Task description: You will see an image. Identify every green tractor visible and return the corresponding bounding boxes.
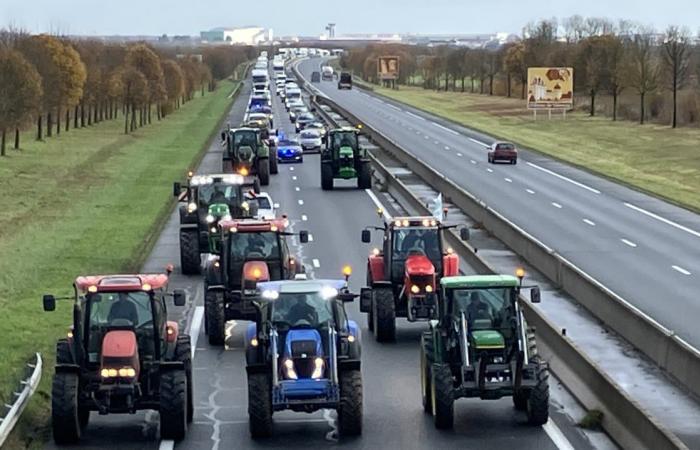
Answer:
[420,273,549,429]
[221,127,274,185]
[320,127,371,190]
[173,173,259,275]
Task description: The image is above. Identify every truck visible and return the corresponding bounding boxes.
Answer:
[321,65,334,81]
[338,72,352,90]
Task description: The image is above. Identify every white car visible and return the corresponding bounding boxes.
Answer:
[299,129,322,153]
[254,193,277,220]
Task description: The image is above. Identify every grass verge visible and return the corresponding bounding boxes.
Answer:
[367,84,700,212]
[0,80,238,448]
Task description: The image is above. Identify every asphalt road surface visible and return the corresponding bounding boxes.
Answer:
[44,77,609,450]
[298,59,700,350]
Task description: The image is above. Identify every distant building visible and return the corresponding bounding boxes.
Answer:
[200,27,271,45]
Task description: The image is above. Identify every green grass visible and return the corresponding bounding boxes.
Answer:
[369,84,700,212]
[0,80,237,448]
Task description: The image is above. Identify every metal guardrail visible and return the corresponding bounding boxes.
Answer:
[0,353,42,448]
[295,63,688,449]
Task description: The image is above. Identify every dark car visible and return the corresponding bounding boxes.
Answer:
[488,141,518,164]
[311,71,321,82]
[277,138,304,163]
[295,113,316,133]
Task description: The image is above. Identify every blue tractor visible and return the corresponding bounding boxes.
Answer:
[244,273,362,438]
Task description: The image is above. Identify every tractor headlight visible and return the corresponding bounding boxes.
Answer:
[311,357,325,379]
[283,358,297,380]
[242,201,250,211]
[425,285,434,293]
[410,284,420,294]
[206,214,216,223]
[187,202,197,213]
[210,227,217,233]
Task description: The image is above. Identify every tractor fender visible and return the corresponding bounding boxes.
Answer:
[443,253,459,277]
[245,323,257,347]
[178,206,198,225]
[367,255,385,283]
[55,363,81,374]
[246,363,270,375]
[371,280,392,289]
[338,359,361,371]
[203,259,223,286]
[159,360,185,372]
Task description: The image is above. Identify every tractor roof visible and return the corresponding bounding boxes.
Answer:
[189,174,246,186]
[75,274,169,293]
[331,127,359,133]
[389,216,440,228]
[230,127,258,133]
[440,275,519,289]
[258,279,347,295]
[219,217,289,233]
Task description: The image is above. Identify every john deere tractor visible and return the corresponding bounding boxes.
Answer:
[43,271,191,444]
[174,173,259,275]
[420,273,549,429]
[222,127,273,185]
[320,127,371,190]
[202,217,309,345]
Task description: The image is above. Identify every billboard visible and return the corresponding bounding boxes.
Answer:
[377,56,400,80]
[527,67,574,110]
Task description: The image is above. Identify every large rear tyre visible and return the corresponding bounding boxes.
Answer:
[205,290,226,346]
[51,372,81,444]
[367,306,374,332]
[179,229,201,275]
[338,370,363,436]
[258,159,270,186]
[420,333,434,414]
[253,178,261,194]
[431,363,454,429]
[160,369,188,441]
[269,154,279,175]
[372,288,395,342]
[248,373,273,438]
[175,334,194,423]
[526,356,549,425]
[358,162,371,189]
[321,163,334,190]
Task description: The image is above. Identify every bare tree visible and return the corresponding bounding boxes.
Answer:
[662,26,691,128]
[627,30,659,124]
[603,35,627,121]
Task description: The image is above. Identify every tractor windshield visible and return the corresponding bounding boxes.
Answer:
[198,183,240,206]
[391,227,442,268]
[450,288,516,330]
[270,292,335,328]
[331,132,358,150]
[233,131,258,148]
[229,231,280,261]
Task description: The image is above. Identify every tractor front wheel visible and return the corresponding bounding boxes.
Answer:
[175,334,194,423]
[372,288,395,342]
[358,162,371,189]
[420,333,434,414]
[248,373,273,438]
[52,372,82,444]
[179,229,201,275]
[321,163,334,190]
[431,363,454,429]
[160,369,188,440]
[338,369,363,436]
[258,159,270,186]
[270,154,279,174]
[205,290,226,346]
[526,356,549,425]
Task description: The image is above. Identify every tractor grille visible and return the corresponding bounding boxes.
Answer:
[291,340,317,358]
[410,275,433,287]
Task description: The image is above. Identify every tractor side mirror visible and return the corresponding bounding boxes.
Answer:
[173,182,181,197]
[275,129,279,136]
[299,230,309,243]
[43,294,56,312]
[361,229,371,243]
[459,227,470,241]
[337,291,358,302]
[221,131,226,141]
[530,287,541,304]
[173,289,187,307]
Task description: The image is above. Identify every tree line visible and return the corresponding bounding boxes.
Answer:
[0,29,254,155]
[341,17,700,128]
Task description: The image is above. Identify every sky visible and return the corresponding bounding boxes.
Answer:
[2,0,698,36]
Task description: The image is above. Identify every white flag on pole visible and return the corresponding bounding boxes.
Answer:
[431,193,443,220]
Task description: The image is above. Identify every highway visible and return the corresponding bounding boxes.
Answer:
[44,77,608,449]
[297,58,700,349]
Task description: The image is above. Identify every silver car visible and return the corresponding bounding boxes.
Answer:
[299,129,322,153]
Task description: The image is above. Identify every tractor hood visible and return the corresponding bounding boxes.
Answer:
[101,330,140,376]
[405,254,435,277]
[339,146,354,158]
[236,145,255,161]
[470,330,505,349]
[208,203,231,218]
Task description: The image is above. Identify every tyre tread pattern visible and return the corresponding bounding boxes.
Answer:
[248,373,273,438]
[338,370,363,436]
[160,369,188,440]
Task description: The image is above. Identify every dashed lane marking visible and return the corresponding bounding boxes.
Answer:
[432,122,460,136]
[486,168,493,173]
[672,265,691,275]
[621,239,637,248]
[312,259,321,268]
[583,219,596,226]
[505,178,513,183]
[301,214,308,221]
[526,189,536,194]
[552,202,563,209]
[298,199,304,205]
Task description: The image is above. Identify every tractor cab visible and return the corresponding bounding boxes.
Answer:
[243,275,363,437]
[320,127,371,190]
[221,128,273,185]
[174,173,260,275]
[42,272,191,443]
[202,217,309,345]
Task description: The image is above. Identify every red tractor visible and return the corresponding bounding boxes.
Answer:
[43,270,192,443]
[360,215,468,342]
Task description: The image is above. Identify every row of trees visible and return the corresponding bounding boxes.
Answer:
[341,17,700,128]
[0,30,254,155]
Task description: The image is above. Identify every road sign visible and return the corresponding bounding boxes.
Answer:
[378,56,400,81]
[527,67,574,110]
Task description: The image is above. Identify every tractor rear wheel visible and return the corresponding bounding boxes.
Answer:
[431,363,454,429]
[248,373,273,438]
[367,305,374,332]
[420,333,434,413]
[160,369,188,440]
[358,162,371,189]
[205,290,226,346]
[175,335,194,423]
[338,369,363,436]
[526,356,549,425]
[321,163,334,190]
[372,288,395,342]
[52,372,82,444]
[270,153,279,174]
[258,159,270,186]
[179,229,201,275]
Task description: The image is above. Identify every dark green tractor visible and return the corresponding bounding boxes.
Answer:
[221,128,273,186]
[420,274,549,429]
[320,127,371,190]
[173,173,259,275]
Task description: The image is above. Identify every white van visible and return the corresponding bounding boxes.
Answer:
[251,69,270,89]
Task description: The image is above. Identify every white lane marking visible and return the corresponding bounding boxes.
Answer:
[469,159,476,164]
[292,175,298,181]
[415,131,421,135]
[301,214,308,221]
[434,141,439,145]
[486,168,493,173]
[583,219,596,226]
[365,189,392,220]
[159,440,174,450]
[189,306,204,358]
[432,122,460,136]
[424,135,430,140]
[624,202,700,239]
[375,98,385,104]
[526,189,536,194]
[308,233,314,242]
[444,146,450,150]
[526,162,601,194]
[295,187,300,192]
[289,166,295,171]
[387,103,402,111]
[621,239,637,248]
[468,137,489,147]
[312,259,321,268]
[323,408,339,442]
[505,178,513,183]
[542,420,576,450]
[552,202,563,209]
[298,199,304,205]
[456,153,463,157]
[406,111,426,121]
[672,265,691,275]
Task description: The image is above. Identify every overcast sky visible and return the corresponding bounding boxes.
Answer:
[2,0,698,36]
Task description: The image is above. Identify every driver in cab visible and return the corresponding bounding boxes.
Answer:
[108,293,139,325]
[287,294,318,325]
